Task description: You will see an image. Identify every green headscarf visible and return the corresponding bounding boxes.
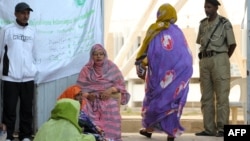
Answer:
[34,98,95,141]
[51,98,82,132]
[136,3,177,66]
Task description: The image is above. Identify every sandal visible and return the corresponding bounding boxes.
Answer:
[167,136,175,141]
[139,128,152,138]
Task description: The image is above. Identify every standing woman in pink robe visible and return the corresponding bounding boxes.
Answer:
[77,44,130,141]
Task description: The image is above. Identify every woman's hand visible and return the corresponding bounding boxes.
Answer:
[100,87,115,100]
[85,93,96,102]
[96,126,104,135]
[136,64,146,80]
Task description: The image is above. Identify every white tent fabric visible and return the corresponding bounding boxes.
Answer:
[0,0,103,84]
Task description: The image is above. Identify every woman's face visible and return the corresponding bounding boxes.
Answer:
[92,50,105,63]
[74,91,83,104]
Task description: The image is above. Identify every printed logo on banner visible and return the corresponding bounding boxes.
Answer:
[224,125,249,140]
[75,0,86,6]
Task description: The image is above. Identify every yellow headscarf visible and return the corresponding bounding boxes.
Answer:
[136,3,177,66]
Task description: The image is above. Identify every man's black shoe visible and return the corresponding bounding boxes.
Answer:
[195,131,215,136]
[139,129,152,138]
[216,131,224,137]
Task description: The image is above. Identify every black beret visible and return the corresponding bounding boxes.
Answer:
[205,0,221,6]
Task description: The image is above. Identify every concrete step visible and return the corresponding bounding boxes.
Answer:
[121,106,245,133]
[121,115,244,133]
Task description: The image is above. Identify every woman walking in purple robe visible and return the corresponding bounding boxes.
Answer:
[135,3,193,141]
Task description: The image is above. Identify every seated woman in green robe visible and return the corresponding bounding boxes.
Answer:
[33,99,95,141]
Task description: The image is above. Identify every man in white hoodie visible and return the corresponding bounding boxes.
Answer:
[0,2,37,141]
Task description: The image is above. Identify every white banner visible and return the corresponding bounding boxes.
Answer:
[0,0,103,84]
